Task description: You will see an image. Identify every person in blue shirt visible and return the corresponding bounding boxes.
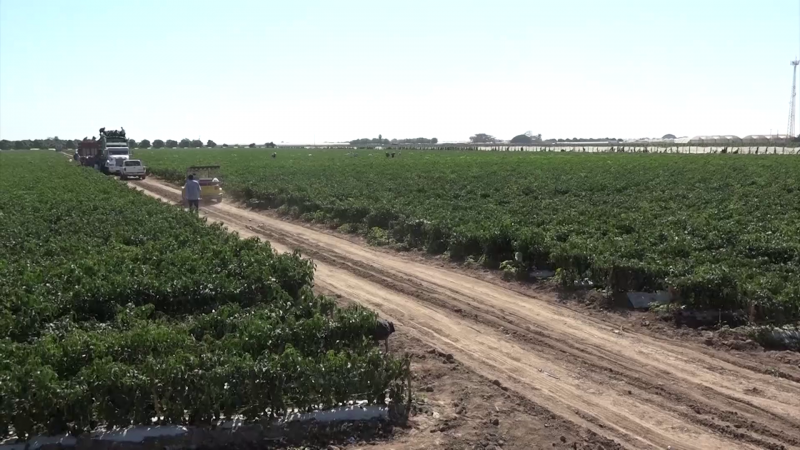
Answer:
[184,174,201,213]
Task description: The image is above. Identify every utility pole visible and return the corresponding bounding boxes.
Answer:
[788,60,799,139]
[789,0,800,141]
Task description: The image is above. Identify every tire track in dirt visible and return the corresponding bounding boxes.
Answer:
[130,179,800,450]
[237,211,800,450]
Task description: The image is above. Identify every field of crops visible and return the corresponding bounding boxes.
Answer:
[138,148,800,323]
[0,151,408,440]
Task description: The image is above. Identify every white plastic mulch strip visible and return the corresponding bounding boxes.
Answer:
[0,400,388,449]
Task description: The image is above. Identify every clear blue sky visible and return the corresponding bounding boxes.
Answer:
[1,0,798,144]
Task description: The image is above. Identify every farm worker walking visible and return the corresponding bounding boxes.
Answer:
[184,174,201,214]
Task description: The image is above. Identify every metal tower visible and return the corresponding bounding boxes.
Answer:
[789,59,800,139]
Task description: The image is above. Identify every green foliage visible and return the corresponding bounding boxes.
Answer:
[153,139,165,149]
[0,152,409,439]
[499,260,526,281]
[138,139,151,149]
[366,227,390,246]
[137,149,800,323]
[338,223,360,234]
[469,133,496,143]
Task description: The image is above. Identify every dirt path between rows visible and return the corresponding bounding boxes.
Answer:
[130,178,800,450]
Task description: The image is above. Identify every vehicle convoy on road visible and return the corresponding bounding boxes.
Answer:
[181,165,224,204]
[119,159,147,180]
[76,127,131,174]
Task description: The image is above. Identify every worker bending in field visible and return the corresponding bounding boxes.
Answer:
[184,174,201,214]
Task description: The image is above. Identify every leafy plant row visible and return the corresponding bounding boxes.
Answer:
[140,148,800,323]
[0,152,408,440]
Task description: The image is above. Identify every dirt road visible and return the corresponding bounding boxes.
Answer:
[131,178,800,450]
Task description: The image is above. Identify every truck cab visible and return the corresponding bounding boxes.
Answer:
[97,128,130,174]
[105,147,131,174]
[119,159,147,180]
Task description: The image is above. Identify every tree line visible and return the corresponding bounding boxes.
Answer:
[349,135,438,146]
[0,138,276,150]
[555,137,622,143]
[470,133,622,144]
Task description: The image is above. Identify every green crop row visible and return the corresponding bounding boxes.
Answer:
[0,152,408,440]
[139,148,800,323]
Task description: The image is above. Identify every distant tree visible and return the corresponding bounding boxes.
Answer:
[350,137,439,145]
[469,133,497,144]
[515,132,542,142]
[127,139,136,148]
[14,140,30,150]
[179,138,192,148]
[510,134,534,144]
[662,134,677,139]
[31,140,46,149]
[222,143,229,148]
[249,143,256,148]
[206,140,217,148]
[138,139,151,148]
[166,139,178,148]
[65,140,76,149]
[265,142,276,148]
[0,140,12,150]
[153,139,165,149]
[191,139,203,147]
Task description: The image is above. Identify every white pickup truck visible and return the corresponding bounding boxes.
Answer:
[119,159,147,180]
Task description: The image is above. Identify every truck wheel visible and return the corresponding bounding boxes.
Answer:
[141,175,147,180]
